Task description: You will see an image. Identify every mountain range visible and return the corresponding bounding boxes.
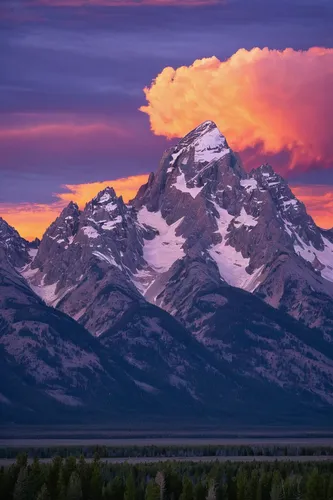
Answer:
[1,120,333,425]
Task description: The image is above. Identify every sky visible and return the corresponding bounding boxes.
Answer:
[1,0,333,239]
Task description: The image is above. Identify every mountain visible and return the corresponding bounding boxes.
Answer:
[0,217,31,268]
[4,120,333,424]
[0,215,249,423]
[133,121,333,337]
[0,245,159,423]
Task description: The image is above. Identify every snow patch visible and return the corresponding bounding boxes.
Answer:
[172,171,203,199]
[92,250,120,268]
[134,380,159,393]
[82,226,99,239]
[105,202,117,213]
[29,281,59,305]
[234,208,258,228]
[46,390,83,407]
[99,193,111,203]
[240,178,258,193]
[295,236,333,283]
[170,149,183,166]
[193,127,229,163]
[102,217,122,230]
[138,207,185,273]
[208,203,259,290]
[132,268,154,294]
[28,248,38,258]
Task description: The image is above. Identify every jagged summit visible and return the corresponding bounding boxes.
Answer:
[59,200,80,218]
[4,120,333,424]
[169,120,230,168]
[92,186,118,204]
[0,217,30,267]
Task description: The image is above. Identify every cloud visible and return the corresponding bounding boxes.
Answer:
[30,0,220,6]
[1,174,148,240]
[0,121,128,141]
[57,175,149,206]
[2,174,333,239]
[0,118,135,171]
[291,184,333,230]
[140,47,333,171]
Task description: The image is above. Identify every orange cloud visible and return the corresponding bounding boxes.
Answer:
[2,176,332,240]
[140,48,333,170]
[291,185,333,230]
[58,175,149,207]
[0,174,148,240]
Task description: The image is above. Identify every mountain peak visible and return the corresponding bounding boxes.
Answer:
[183,120,228,148]
[256,163,277,177]
[251,163,285,188]
[0,217,30,267]
[193,120,218,132]
[93,186,117,203]
[60,201,80,219]
[168,121,230,169]
[87,187,126,215]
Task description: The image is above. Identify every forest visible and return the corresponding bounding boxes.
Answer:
[1,453,333,500]
[1,444,333,459]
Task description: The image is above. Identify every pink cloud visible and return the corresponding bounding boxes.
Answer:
[141,47,333,173]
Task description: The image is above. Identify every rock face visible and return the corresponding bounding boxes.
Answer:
[4,120,333,424]
[24,189,151,335]
[0,248,149,423]
[0,217,30,268]
[132,121,333,337]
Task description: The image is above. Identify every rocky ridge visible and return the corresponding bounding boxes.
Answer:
[2,120,333,423]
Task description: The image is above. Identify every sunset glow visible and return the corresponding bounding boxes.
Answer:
[141,48,333,171]
[1,175,149,240]
[2,178,333,240]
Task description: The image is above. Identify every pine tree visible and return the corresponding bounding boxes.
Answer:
[48,457,63,500]
[305,468,325,500]
[67,471,82,500]
[270,471,283,500]
[155,472,165,500]
[13,467,29,500]
[206,480,216,500]
[194,482,206,500]
[37,484,51,500]
[103,482,113,500]
[124,473,136,500]
[63,457,77,486]
[29,457,45,498]
[327,475,333,500]
[16,454,28,469]
[270,482,283,500]
[180,477,193,500]
[236,468,247,500]
[57,468,67,500]
[145,480,160,500]
[90,464,103,500]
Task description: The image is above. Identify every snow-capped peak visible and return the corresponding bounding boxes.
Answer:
[93,186,118,205]
[169,121,230,167]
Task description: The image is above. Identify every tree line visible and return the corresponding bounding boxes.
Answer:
[1,444,333,459]
[1,453,333,500]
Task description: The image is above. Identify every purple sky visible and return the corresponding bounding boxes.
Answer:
[1,0,333,206]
